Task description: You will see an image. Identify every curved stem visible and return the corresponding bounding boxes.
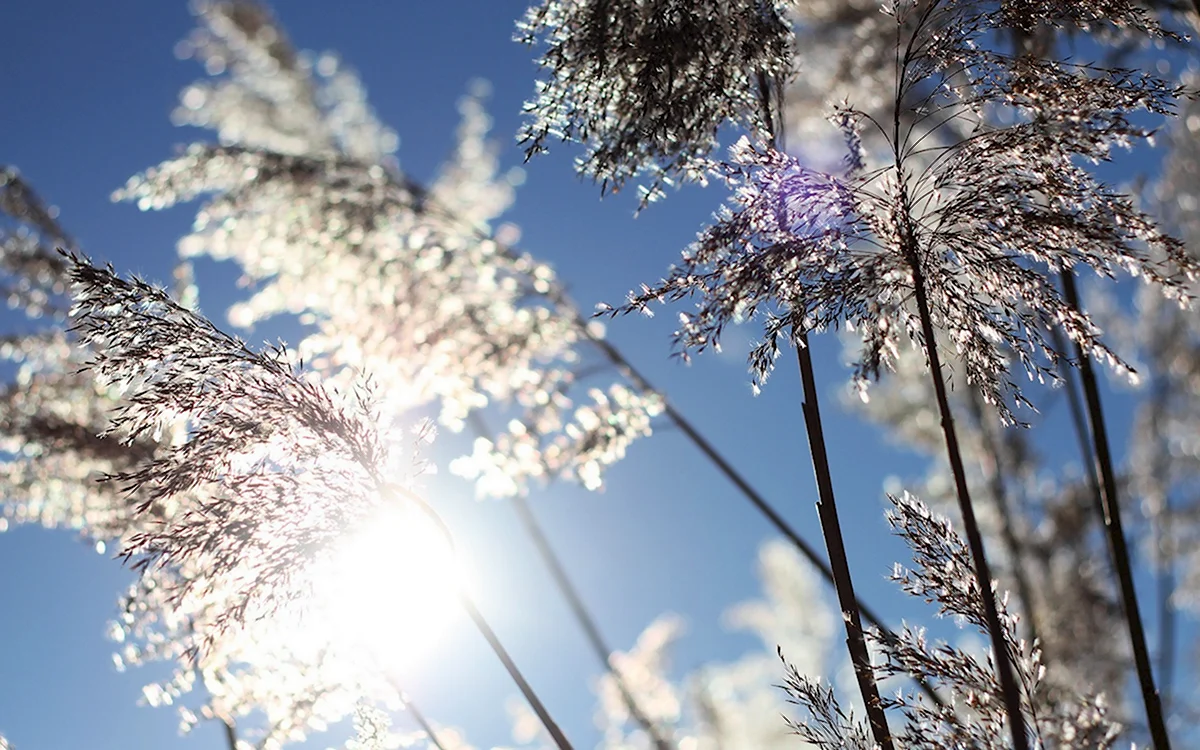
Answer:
[1060,272,1171,750]
[794,333,894,750]
[906,238,1030,750]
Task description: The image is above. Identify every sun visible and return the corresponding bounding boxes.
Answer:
[308,500,466,673]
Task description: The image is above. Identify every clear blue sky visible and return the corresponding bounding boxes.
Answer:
[0,2,1167,749]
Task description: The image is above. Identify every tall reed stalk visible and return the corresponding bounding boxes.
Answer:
[379,682,450,750]
[1050,326,1103,518]
[1156,514,1177,719]
[1060,272,1171,750]
[403,492,576,750]
[964,388,1041,647]
[888,4,1028,742]
[458,593,571,749]
[1145,377,1179,716]
[221,719,237,750]
[794,332,894,750]
[901,219,1030,750]
[403,697,448,750]
[752,74,894,748]
[509,493,673,750]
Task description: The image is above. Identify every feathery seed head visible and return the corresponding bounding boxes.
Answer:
[519,0,796,203]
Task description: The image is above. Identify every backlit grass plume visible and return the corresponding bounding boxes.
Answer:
[614,0,1194,420]
[65,253,576,750]
[619,78,1191,421]
[518,0,795,202]
[117,1,665,499]
[65,253,403,630]
[0,171,183,545]
[0,167,74,319]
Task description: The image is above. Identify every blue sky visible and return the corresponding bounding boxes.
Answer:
[0,2,1177,749]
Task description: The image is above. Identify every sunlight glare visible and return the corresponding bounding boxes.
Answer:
[310,501,464,672]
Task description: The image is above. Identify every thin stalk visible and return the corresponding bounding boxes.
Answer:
[1156,515,1177,719]
[794,332,894,750]
[403,695,449,750]
[400,490,575,750]
[380,677,450,750]
[904,233,1030,750]
[1060,272,1171,750]
[965,388,1042,647]
[588,336,848,581]
[380,675,449,750]
[465,412,673,748]
[510,494,673,750]
[189,635,239,750]
[1144,367,1178,719]
[1050,325,1104,520]
[889,4,1026,737]
[460,591,574,750]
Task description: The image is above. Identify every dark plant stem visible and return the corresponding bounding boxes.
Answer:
[188,637,239,750]
[465,412,673,748]
[904,235,1030,750]
[1050,325,1104,520]
[380,677,450,750]
[1156,515,1177,720]
[460,590,574,750]
[889,13,1024,731]
[400,490,575,750]
[1060,272,1171,750]
[965,388,1041,647]
[1145,371,1177,719]
[584,327,944,709]
[793,332,894,750]
[404,695,449,750]
[510,493,674,750]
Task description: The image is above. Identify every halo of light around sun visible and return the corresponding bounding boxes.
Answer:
[308,502,465,675]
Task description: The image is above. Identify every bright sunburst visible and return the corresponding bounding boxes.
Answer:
[309,501,465,673]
